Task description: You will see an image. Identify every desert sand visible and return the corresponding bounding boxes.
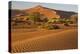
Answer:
[11,27,78,53]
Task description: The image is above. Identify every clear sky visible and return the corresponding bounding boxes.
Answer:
[11,1,78,12]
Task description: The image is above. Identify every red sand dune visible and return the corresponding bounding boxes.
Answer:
[11,28,78,53]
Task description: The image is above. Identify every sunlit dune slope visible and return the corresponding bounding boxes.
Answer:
[11,29,77,53]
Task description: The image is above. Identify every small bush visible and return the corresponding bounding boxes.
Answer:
[69,21,73,24]
[47,24,60,30]
[64,23,69,26]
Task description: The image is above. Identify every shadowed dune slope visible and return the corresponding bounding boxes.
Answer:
[11,29,78,53]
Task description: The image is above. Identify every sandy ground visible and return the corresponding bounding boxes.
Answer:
[11,28,78,53]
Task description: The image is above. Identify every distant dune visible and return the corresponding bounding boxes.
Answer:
[11,28,78,53]
[10,5,77,19]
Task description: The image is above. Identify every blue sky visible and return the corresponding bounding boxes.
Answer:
[11,1,78,12]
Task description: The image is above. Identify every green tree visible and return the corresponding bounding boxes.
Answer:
[28,12,41,24]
